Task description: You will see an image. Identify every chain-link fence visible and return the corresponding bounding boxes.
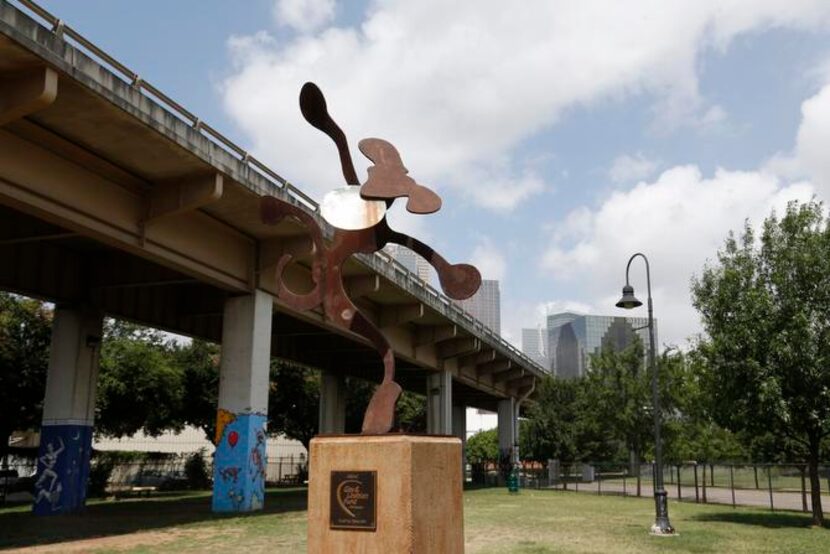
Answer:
[1,452,308,505]
[468,460,830,513]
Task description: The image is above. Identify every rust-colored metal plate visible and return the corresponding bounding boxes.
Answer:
[260,82,481,434]
[359,138,442,215]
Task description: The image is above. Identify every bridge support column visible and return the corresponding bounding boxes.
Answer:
[212,290,273,513]
[498,398,517,469]
[452,404,467,480]
[33,305,103,515]
[426,370,452,435]
[319,370,345,434]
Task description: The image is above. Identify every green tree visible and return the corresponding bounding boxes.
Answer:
[585,342,652,468]
[267,360,320,450]
[394,391,427,432]
[521,374,615,464]
[0,293,51,463]
[97,320,185,437]
[170,339,220,442]
[466,428,499,462]
[691,200,830,525]
[661,348,745,463]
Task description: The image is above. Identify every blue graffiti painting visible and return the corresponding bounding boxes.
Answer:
[250,429,266,483]
[212,413,267,512]
[34,436,64,509]
[33,424,93,515]
[219,466,241,483]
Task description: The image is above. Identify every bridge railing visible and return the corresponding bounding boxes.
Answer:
[8,0,547,377]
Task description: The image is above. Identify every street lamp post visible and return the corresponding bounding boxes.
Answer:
[616,253,675,535]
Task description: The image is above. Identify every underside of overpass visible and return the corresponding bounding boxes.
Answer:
[0,203,505,412]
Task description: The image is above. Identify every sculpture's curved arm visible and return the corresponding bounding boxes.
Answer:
[261,196,326,311]
[273,253,323,311]
[381,224,481,301]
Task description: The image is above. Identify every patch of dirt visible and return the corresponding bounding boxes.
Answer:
[4,527,237,554]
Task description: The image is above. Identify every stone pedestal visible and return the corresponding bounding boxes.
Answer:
[308,435,464,553]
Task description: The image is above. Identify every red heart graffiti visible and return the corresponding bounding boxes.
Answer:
[228,431,239,448]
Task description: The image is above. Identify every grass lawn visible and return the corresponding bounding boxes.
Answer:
[1,487,828,553]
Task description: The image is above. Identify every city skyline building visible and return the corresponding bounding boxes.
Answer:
[383,243,431,283]
[521,326,549,369]
[546,312,655,378]
[455,279,501,334]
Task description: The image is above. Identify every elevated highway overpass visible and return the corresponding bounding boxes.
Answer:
[0,0,546,513]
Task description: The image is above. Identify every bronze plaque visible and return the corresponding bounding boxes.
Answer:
[330,471,377,531]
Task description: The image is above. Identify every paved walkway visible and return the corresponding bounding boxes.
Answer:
[546,479,829,512]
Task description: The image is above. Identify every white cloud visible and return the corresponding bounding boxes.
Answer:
[470,238,506,281]
[273,0,335,33]
[542,165,815,346]
[608,153,659,184]
[222,0,830,211]
[792,84,830,199]
[535,300,593,320]
[765,81,830,201]
[456,166,546,212]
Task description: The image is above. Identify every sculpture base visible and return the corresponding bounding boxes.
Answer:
[308,434,464,553]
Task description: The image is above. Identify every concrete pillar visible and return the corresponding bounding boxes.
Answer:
[319,370,345,434]
[213,290,273,512]
[452,404,466,480]
[33,305,102,515]
[426,370,452,435]
[497,397,516,461]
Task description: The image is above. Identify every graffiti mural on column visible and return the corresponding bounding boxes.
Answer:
[33,425,93,515]
[212,409,268,512]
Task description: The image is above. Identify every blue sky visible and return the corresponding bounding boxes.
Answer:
[37,0,830,347]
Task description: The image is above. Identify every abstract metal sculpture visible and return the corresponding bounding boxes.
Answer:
[261,82,481,434]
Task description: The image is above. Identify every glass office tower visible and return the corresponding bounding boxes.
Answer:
[546,313,655,377]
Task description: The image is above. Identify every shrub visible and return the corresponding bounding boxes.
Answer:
[87,456,115,497]
[183,449,211,489]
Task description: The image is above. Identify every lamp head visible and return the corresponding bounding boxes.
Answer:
[615,284,642,309]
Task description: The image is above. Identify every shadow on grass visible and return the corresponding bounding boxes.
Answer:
[692,510,826,529]
[0,487,308,550]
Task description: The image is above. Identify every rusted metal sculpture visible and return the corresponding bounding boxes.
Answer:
[261,82,481,434]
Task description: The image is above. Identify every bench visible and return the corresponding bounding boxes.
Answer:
[109,485,158,499]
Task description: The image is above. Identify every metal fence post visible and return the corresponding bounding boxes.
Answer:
[754,465,759,489]
[637,464,643,498]
[597,468,601,496]
[710,463,715,487]
[702,463,708,503]
[767,466,774,512]
[694,462,700,503]
[676,465,682,501]
[729,464,736,508]
[623,470,627,497]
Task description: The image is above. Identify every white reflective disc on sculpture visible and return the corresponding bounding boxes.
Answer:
[321,185,386,230]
